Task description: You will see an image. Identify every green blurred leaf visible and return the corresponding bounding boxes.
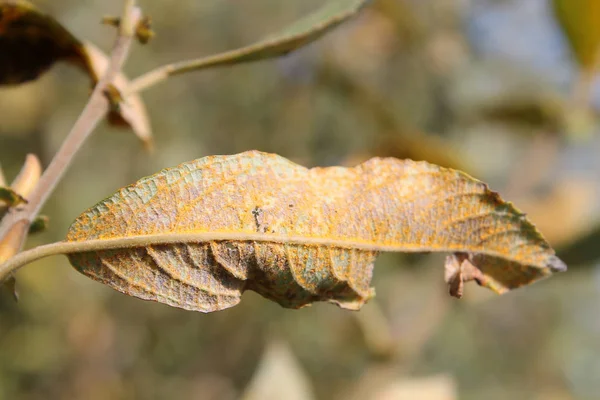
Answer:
[553,0,600,68]
[165,0,371,75]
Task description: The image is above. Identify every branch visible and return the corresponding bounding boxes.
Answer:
[0,2,141,255]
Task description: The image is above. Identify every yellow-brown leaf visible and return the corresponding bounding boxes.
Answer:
[66,151,565,312]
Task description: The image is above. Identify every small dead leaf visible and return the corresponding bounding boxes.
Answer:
[0,0,92,84]
[241,340,315,400]
[84,42,153,150]
[65,151,566,313]
[444,252,489,299]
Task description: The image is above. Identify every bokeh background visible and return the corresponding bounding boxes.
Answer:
[2,0,600,399]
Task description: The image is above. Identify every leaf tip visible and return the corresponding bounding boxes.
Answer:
[547,255,567,273]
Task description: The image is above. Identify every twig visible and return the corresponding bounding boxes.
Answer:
[0,2,141,253]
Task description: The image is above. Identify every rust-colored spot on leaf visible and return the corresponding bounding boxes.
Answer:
[66,151,566,312]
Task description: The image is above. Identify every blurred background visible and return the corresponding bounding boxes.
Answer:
[2,0,600,398]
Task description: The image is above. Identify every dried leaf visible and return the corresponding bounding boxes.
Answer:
[553,0,600,68]
[66,151,566,312]
[165,0,370,74]
[241,340,315,400]
[84,42,153,150]
[444,252,487,299]
[0,0,92,85]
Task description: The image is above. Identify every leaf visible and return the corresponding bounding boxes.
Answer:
[164,0,370,75]
[553,0,600,68]
[65,151,566,313]
[83,42,153,150]
[241,339,315,400]
[0,0,92,85]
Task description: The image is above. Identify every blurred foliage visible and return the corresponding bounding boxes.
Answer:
[552,0,600,69]
[1,0,600,399]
